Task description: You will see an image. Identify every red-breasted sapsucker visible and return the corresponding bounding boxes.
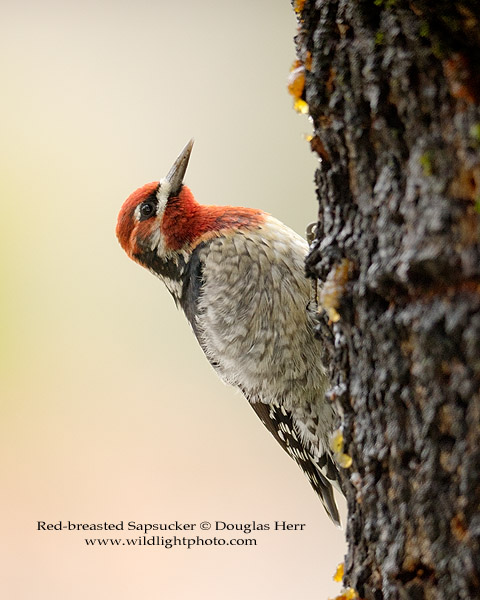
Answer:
[116,141,342,525]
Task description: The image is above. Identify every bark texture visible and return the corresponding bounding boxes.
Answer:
[292,2,480,599]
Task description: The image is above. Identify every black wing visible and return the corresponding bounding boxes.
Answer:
[179,243,205,336]
[250,400,341,526]
[179,246,341,524]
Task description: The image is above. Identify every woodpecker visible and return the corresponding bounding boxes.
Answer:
[116,140,342,525]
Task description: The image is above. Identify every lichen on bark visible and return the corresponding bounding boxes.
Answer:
[292,1,480,598]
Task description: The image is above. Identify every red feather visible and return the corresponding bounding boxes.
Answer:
[116,181,159,255]
[162,186,265,250]
[116,183,266,257]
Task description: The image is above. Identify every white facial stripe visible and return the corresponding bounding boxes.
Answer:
[133,185,163,223]
[156,179,172,219]
[148,228,162,252]
[133,204,142,221]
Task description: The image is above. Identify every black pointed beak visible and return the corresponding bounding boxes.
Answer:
[165,139,194,196]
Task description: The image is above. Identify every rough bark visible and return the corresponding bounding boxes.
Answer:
[292,2,480,599]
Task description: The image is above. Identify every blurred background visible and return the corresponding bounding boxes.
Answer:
[0,0,346,597]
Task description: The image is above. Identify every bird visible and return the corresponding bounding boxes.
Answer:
[116,140,342,525]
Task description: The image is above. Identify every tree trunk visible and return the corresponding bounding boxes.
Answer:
[291,1,480,598]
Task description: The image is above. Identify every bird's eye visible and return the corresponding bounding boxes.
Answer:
[139,201,156,220]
